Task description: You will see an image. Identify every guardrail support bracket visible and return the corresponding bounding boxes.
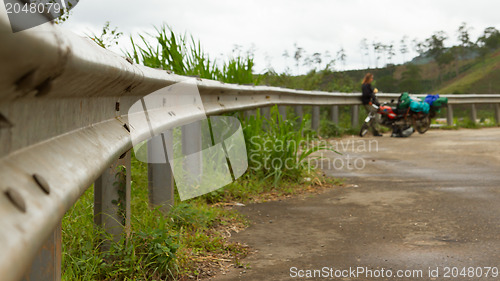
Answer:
[494,104,500,125]
[312,106,320,132]
[447,104,454,126]
[94,152,131,248]
[470,104,477,123]
[148,134,175,213]
[294,106,303,125]
[330,106,339,124]
[351,105,359,128]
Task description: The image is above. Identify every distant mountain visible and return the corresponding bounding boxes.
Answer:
[258,48,500,95]
[435,49,500,94]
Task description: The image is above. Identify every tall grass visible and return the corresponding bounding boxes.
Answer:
[241,106,331,185]
[125,25,256,84]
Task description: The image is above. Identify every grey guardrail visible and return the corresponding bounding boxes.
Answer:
[1,7,500,281]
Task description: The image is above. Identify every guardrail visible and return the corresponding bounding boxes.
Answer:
[1,10,500,281]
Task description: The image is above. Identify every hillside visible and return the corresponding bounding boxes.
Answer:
[434,50,500,94]
[259,48,500,96]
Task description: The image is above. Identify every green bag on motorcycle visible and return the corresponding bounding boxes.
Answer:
[432,97,448,107]
[398,92,411,109]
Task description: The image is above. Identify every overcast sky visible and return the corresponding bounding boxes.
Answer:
[63,0,500,74]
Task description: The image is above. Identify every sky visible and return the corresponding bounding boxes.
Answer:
[63,0,500,74]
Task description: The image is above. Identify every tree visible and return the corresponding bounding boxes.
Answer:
[424,31,450,83]
[293,43,305,74]
[412,38,426,56]
[322,50,335,71]
[386,43,396,65]
[359,38,370,68]
[457,22,473,49]
[323,50,336,71]
[312,52,322,70]
[372,41,384,68]
[477,27,500,51]
[303,55,313,71]
[336,48,346,70]
[425,31,448,59]
[435,49,454,74]
[282,50,291,73]
[399,64,422,93]
[399,36,409,63]
[456,22,474,62]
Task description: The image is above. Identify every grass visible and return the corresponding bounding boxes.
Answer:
[125,25,256,85]
[62,154,250,280]
[438,117,498,130]
[62,104,341,280]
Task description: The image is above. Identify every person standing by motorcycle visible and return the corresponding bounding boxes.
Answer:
[361,73,382,136]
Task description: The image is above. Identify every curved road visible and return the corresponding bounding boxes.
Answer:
[214,128,500,281]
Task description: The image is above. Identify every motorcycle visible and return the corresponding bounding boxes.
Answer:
[359,100,431,137]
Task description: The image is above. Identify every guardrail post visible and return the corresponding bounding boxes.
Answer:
[312,106,320,132]
[351,105,359,128]
[278,105,287,120]
[261,106,271,120]
[495,104,500,124]
[182,121,202,187]
[470,104,477,124]
[244,109,256,120]
[330,106,339,124]
[94,151,131,247]
[22,224,61,281]
[148,133,175,213]
[294,106,303,124]
[294,105,304,124]
[447,104,454,126]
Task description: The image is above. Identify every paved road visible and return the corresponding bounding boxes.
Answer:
[214,128,500,281]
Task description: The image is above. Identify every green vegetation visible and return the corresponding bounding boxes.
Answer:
[64,25,342,280]
[62,156,249,281]
[67,19,500,280]
[62,108,338,280]
[259,23,500,97]
[434,50,500,94]
[87,22,123,49]
[125,25,256,84]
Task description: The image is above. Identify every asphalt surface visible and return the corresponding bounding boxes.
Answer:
[213,128,500,281]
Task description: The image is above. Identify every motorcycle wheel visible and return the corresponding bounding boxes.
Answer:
[414,115,430,134]
[359,123,369,137]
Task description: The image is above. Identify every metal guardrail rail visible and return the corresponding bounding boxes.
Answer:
[1,8,500,281]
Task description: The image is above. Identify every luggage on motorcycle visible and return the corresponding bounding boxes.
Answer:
[391,126,414,138]
[430,97,448,113]
[432,97,448,107]
[397,92,411,109]
[409,99,430,114]
[401,126,414,137]
[424,94,439,105]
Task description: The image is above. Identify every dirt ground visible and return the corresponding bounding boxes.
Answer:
[212,128,500,281]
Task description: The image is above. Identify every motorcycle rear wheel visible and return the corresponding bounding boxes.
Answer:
[414,115,430,134]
